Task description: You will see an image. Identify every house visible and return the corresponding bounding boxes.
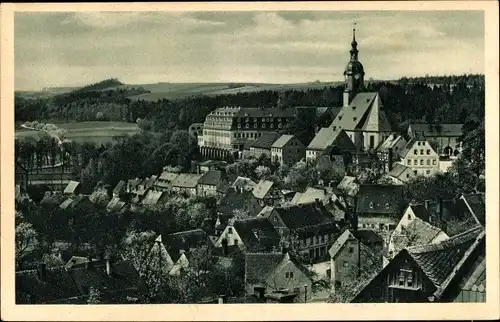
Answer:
[170,173,203,196]
[270,134,305,166]
[407,123,463,156]
[252,179,283,207]
[399,139,440,177]
[315,145,350,175]
[59,194,92,210]
[329,229,384,292]
[141,190,166,206]
[112,180,126,198]
[336,175,360,198]
[164,229,214,275]
[197,159,228,174]
[216,187,263,218]
[63,180,81,195]
[257,206,275,218]
[248,131,282,158]
[197,170,228,197]
[387,163,416,185]
[153,171,179,191]
[306,129,356,162]
[244,252,313,302]
[126,178,141,194]
[376,134,408,170]
[291,187,334,206]
[352,226,485,303]
[460,193,485,226]
[214,217,281,253]
[16,258,145,304]
[188,122,204,139]
[355,184,404,235]
[231,176,257,192]
[106,197,126,213]
[268,202,341,263]
[141,235,176,275]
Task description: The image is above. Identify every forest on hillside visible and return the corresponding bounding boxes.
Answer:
[15,74,485,134]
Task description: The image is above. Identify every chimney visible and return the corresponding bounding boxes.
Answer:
[222,238,228,256]
[37,263,47,281]
[388,148,394,172]
[315,198,321,206]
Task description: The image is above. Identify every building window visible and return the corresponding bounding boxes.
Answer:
[414,160,418,165]
[348,247,354,254]
[285,272,294,279]
[420,159,424,165]
[254,123,257,128]
[270,123,274,128]
[262,124,266,129]
[406,173,410,178]
[228,227,233,234]
[343,261,349,268]
[234,239,238,245]
[433,160,437,165]
[237,124,241,129]
[414,149,418,155]
[426,149,430,155]
[385,203,390,209]
[414,170,418,175]
[369,201,374,209]
[426,170,430,175]
[407,159,411,165]
[420,149,424,155]
[427,159,430,165]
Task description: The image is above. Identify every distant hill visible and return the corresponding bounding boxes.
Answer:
[72,78,124,93]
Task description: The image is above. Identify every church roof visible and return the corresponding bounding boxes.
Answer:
[329,92,379,131]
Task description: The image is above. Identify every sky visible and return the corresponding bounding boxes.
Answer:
[14,10,484,91]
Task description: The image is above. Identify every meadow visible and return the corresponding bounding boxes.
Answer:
[15,121,140,145]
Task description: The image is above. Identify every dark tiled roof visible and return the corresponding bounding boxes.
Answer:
[245,252,284,283]
[210,106,296,119]
[249,132,282,149]
[409,123,464,137]
[165,229,213,262]
[461,256,486,292]
[356,184,403,216]
[198,170,224,186]
[351,229,383,244]
[328,229,357,259]
[171,173,202,188]
[112,180,126,195]
[217,189,263,217]
[461,193,485,226]
[272,203,333,230]
[392,217,444,255]
[407,226,483,287]
[233,217,281,251]
[231,176,257,191]
[329,92,380,131]
[409,204,432,222]
[376,135,406,153]
[388,163,411,179]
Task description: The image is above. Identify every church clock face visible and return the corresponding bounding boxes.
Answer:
[354,73,361,80]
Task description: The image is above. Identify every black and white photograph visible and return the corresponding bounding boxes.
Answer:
[1,2,499,320]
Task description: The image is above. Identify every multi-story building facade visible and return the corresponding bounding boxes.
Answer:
[407,123,463,156]
[198,106,296,151]
[271,135,305,166]
[399,140,440,177]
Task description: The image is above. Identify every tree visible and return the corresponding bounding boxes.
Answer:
[87,286,103,304]
[254,165,271,180]
[15,222,40,268]
[284,161,317,191]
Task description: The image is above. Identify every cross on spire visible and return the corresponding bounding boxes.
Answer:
[353,22,357,42]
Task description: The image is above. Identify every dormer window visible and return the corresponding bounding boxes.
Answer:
[369,201,374,209]
[385,203,390,209]
[338,115,342,120]
[333,126,336,130]
[352,106,356,110]
[353,117,357,121]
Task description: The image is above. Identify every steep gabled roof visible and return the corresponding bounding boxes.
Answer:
[252,180,275,199]
[407,226,484,288]
[329,92,379,131]
[249,132,282,149]
[356,184,403,216]
[351,230,384,245]
[217,189,263,217]
[388,163,412,179]
[392,217,446,255]
[461,193,485,226]
[292,187,333,205]
[171,173,202,188]
[233,217,281,251]
[64,181,80,194]
[141,190,165,206]
[257,206,275,218]
[272,203,333,230]
[231,176,257,191]
[245,252,285,284]
[271,134,295,148]
[409,204,432,222]
[307,127,340,151]
[198,170,224,186]
[165,229,212,262]
[112,180,126,195]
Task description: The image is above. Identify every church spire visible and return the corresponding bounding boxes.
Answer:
[350,22,359,61]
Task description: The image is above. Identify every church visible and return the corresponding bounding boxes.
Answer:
[306,26,392,160]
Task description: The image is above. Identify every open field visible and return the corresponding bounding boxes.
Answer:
[15,121,140,145]
[123,82,345,101]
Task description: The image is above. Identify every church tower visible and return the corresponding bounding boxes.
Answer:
[343,24,365,107]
